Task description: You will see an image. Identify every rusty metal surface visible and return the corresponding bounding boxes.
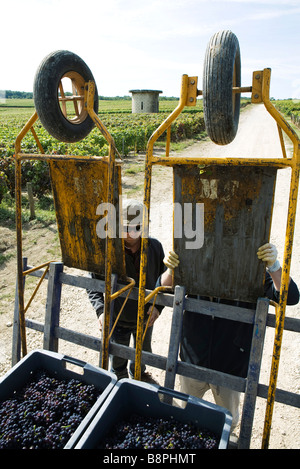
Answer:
[49,159,125,277]
[173,164,277,302]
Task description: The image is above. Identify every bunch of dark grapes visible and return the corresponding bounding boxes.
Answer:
[98,414,219,449]
[0,369,100,449]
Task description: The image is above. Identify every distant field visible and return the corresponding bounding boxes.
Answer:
[1,97,296,200]
[0,97,206,198]
[275,99,300,116]
[0,98,35,108]
[0,97,203,114]
[0,98,133,111]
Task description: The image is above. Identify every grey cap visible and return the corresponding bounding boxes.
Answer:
[122,199,144,226]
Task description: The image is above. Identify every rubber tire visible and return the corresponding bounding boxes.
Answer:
[203,30,241,145]
[33,50,98,143]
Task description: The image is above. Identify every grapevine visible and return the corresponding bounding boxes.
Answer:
[275,100,300,129]
[0,105,205,198]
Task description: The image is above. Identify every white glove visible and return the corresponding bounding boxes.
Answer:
[257,243,280,272]
[163,251,179,275]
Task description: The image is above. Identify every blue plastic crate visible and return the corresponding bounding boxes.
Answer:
[75,378,232,449]
[0,349,117,449]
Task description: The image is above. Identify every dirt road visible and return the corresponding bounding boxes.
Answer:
[0,103,299,449]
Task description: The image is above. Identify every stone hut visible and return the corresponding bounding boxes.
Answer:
[129,89,162,113]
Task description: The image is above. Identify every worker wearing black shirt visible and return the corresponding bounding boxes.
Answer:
[161,244,299,428]
[88,199,166,380]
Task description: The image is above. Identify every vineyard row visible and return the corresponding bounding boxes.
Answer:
[275,100,300,129]
[0,109,206,200]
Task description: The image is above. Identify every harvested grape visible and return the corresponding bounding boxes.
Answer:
[0,369,100,449]
[98,413,219,449]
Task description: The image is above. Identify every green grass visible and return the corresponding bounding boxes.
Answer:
[0,251,15,265]
[0,193,57,228]
[0,98,35,108]
[124,163,144,174]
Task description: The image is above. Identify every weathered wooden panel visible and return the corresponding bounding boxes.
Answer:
[49,160,125,276]
[173,165,277,302]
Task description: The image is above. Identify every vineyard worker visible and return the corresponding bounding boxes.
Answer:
[87,199,166,381]
[160,244,299,429]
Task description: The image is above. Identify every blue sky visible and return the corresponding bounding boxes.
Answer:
[1,0,299,98]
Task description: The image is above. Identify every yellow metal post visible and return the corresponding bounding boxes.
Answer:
[134,75,191,380]
[15,156,27,357]
[15,112,39,357]
[261,159,300,447]
[260,69,300,448]
[85,81,122,160]
[101,142,116,370]
[85,82,119,369]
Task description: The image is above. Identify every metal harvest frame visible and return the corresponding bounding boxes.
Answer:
[14,81,137,372]
[12,68,300,449]
[134,68,300,448]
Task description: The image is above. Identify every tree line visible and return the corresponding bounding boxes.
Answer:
[1,91,181,101]
[1,90,33,99]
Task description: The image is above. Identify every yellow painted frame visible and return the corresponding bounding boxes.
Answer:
[14,82,135,370]
[134,69,300,449]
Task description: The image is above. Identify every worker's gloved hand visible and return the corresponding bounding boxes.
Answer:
[257,243,280,272]
[163,251,179,275]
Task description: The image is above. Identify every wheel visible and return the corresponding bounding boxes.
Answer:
[203,30,241,145]
[33,50,98,143]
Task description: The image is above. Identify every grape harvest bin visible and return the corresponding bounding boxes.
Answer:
[0,349,117,449]
[74,378,232,449]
